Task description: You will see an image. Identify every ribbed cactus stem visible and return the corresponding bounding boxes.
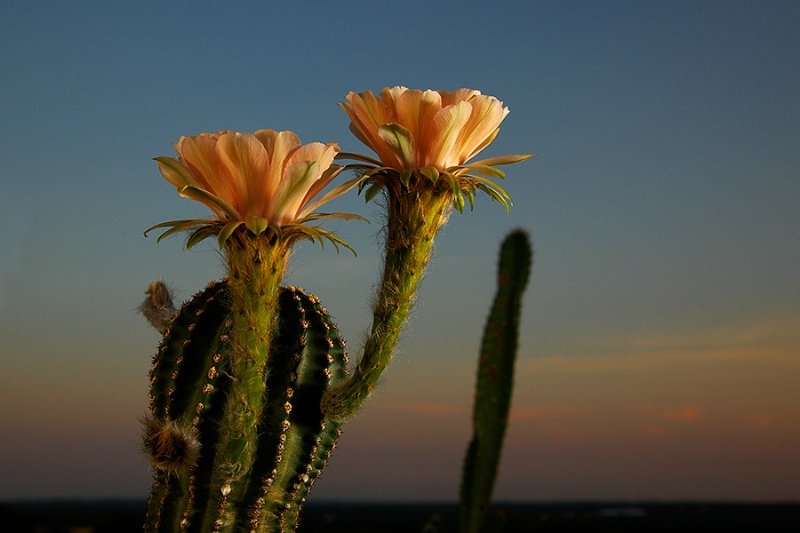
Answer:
[210,232,289,522]
[459,229,532,533]
[143,278,348,533]
[322,180,453,421]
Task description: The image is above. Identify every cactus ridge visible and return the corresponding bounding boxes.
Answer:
[234,286,347,532]
[143,281,348,533]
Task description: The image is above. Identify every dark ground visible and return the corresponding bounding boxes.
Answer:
[2,500,799,533]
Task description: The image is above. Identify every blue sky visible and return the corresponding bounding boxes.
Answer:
[1,1,798,501]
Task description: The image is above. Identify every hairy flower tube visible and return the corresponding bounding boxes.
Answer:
[339,86,531,211]
[147,129,363,250]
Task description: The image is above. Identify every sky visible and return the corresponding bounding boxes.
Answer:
[1,0,798,503]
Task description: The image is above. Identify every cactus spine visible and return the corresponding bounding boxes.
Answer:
[143,277,347,533]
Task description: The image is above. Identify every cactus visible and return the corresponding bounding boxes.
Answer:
[459,230,532,533]
[141,100,532,532]
[142,279,348,533]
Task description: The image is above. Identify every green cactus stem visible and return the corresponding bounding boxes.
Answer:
[211,233,289,492]
[142,278,348,533]
[459,230,532,533]
[321,177,453,421]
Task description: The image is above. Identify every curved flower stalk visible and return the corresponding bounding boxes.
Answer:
[146,129,364,251]
[322,87,532,421]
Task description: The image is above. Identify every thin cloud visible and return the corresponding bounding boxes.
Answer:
[623,315,800,355]
[510,405,592,422]
[408,402,464,416]
[516,314,800,376]
[745,414,778,428]
[641,404,702,422]
[641,424,668,436]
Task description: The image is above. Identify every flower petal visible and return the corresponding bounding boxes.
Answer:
[394,89,441,152]
[177,134,226,193]
[342,91,398,166]
[427,100,472,168]
[215,131,269,216]
[454,95,508,162]
[154,128,360,246]
[254,129,301,201]
[439,88,481,106]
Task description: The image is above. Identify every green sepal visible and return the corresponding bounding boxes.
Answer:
[146,212,363,253]
[362,181,385,203]
[280,223,360,255]
[462,174,513,212]
[377,123,416,169]
[400,169,413,189]
[335,151,383,166]
[185,224,222,249]
[419,166,440,183]
[178,185,239,221]
[298,212,368,224]
[443,172,465,213]
[145,219,215,243]
[218,221,244,248]
[465,153,533,168]
[244,215,269,236]
[464,188,477,211]
[298,174,365,219]
[304,226,352,253]
[461,164,506,180]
